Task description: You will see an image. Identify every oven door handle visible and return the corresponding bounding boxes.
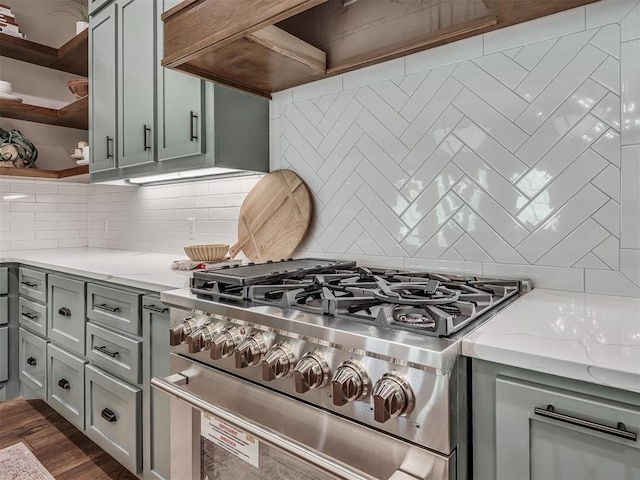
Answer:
[151,374,377,480]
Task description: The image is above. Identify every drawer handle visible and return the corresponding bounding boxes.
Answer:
[94,303,120,313]
[22,312,38,320]
[26,357,37,366]
[58,378,71,390]
[143,304,168,314]
[21,280,38,288]
[58,307,71,317]
[93,345,119,358]
[534,405,637,442]
[101,408,118,423]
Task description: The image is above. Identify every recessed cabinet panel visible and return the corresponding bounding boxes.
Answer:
[142,298,171,480]
[118,0,155,168]
[89,0,113,15]
[0,266,7,294]
[0,297,7,326]
[496,376,640,479]
[48,275,86,355]
[0,326,7,382]
[47,343,87,430]
[89,2,118,172]
[87,283,141,335]
[86,322,141,384]
[19,327,48,400]
[19,267,47,303]
[19,297,48,336]
[85,364,141,474]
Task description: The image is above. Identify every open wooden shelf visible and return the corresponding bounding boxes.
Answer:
[0,165,88,179]
[0,96,88,130]
[0,29,88,76]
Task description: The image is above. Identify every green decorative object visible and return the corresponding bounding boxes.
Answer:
[0,127,37,168]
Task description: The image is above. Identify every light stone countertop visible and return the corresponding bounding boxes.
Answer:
[0,247,192,292]
[462,288,640,393]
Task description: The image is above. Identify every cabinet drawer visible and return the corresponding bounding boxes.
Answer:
[85,364,141,474]
[48,275,86,355]
[0,266,7,294]
[19,297,47,336]
[0,296,7,326]
[87,284,141,336]
[0,326,7,382]
[89,0,112,15]
[19,327,48,400]
[19,267,47,303]
[47,343,87,430]
[87,322,141,384]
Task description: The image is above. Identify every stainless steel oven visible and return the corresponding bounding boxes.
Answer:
[153,260,528,480]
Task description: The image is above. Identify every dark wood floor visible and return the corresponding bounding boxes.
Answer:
[0,398,137,480]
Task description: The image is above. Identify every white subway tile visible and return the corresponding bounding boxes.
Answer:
[586,0,639,28]
[621,2,640,41]
[621,145,640,248]
[405,36,483,74]
[621,39,640,145]
[292,75,342,103]
[620,248,640,286]
[343,58,404,90]
[483,263,585,291]
[585,269,640,296]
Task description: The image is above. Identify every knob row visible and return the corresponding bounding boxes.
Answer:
[171,318,414,422]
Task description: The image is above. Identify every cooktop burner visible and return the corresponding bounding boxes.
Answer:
[190,259,527,337]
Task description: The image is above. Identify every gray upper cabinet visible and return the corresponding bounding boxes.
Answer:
[89,0,113,15]
[118,0,155,168]
[89,0,268,184]
[89,2,117,173]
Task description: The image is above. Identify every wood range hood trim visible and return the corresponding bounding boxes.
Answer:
[162,0,601,99]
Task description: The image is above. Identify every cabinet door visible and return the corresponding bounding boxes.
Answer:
[89,2,117,173]
[142,298,171,480]
[157,0,205,162]
[118,0,155,168]
[496,376,640,479]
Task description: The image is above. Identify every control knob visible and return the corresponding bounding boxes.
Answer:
[372,373,415,423]
[169,317,200,346]
[331,360,370,406]
[235,332,269,368]
[186,322,223,353]
[293,350,330,393]
[210,326,246,360]
[262,343,297,381]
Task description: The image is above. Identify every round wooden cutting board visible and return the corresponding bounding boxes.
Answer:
[229,170,312,262]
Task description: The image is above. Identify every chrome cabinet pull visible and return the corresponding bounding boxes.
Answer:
[94,303,120,313]
[22,311,38,320]
[143,125,151,151]
[21,280,37,288]
[93,345,118,358]
[106,136,114,159]
[101,408,118,422]
[190,111,198,141]
[58,378,71,390]
[534,405,637,441]
[143,304,168,314]
[58,307,71,317]
[26,357,37,366]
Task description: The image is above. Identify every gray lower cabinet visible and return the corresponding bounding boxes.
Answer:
[85,364,141,474]
[47,343,87,430]
[48,275,86,355]
[0,296,6,326]
[19,267,47,303]
[19,327,48,399]
[473,359,640,480]
[142,298,170,480]
[19,296,47,337]
[86,322,141,384]
[87,283,141,335]
[0,326,7,382]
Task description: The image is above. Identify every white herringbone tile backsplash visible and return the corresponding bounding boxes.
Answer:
[1,2,639,297]
[271,1,640,296]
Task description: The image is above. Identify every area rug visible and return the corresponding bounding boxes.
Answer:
[0,442,55,480]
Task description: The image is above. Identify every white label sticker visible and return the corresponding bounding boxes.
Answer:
[201,412,259,468]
